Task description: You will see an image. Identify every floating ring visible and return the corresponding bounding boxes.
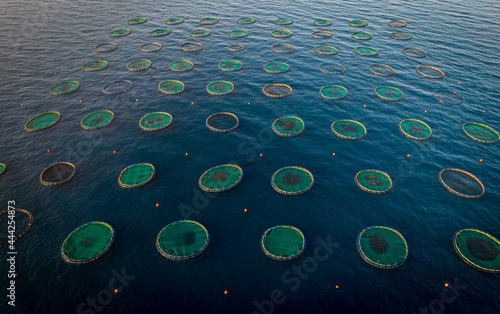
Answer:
[0,209,33,248]
[139,112,172,131]
[355,47,379,56]
[402,47,426,58]
[80,110,114,130]
[40,162,76,186]
[262,84,292,97]
[206,112,239,132]
[95,43,117,52]
[158,80,185,95]
[127,60,152,72]
[318,63,345,75]
[228,44,244,52]
[261,226,305,261]
[311,31,332,39]
[272,116,304,137]
[369,64,394,77]
[82,60,109,72]
[388,20,407,28]
[169,60,194,72]
[102,80,132,95]
[462,123,500,144]
[320,85,348,100]
[432,90,464,105]
[165,18,184,25]
[118,163,155,188]
[271,44,294,54]
[374,86,404,101]
[352,32,372,40]
[453,229,500,273]
[349,20,368,27]
[140,43,162,52]
[390,32,412,40]
[416,66,444,79]
[156,220,209,261]
[355,170,392,194]
[181,42,203,52]
[313,19,332,26]
[271,166,314,195]
[314,46,338,55]
[331,120,366,139]
[109,29,131,37]
[25,112,61,132]
[399,119,432,140]
[206,81,234,95]
[439,169,485,199]
[272,30,292,38]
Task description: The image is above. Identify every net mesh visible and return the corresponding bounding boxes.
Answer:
[272,44,294,54]
[374,86,404,101]
[237,17,256,24]
[439,169,484,198]
[170,60,194,72]
[349,20,368,27]
[358,227,408,268]
[313,19,332,26]
[320,85,348,100]
[139,112,172,131]
[140,43,161,52]
[81,110,114,130]
[355,47,379,56]
[128,17,147,25]
[228,30,249,38]
[157,221,208,260]
[150,29,171,37]
[369,64,394,77]
[416,66,444,79]
[95,43,117,52]
[390,32,412,40]
[272,30,292,38]
[314,45,338,55]
[462,123,499,144]
[190,29,211,37]
[399,119,432,140]
[272,167,314,195]
[275,18,293,25]
[199,164,243,192]
[388,20,407,28]
[352,32,372,40]
[110,29,131,37]
[331,120,366,139]
[312,31,332,39]
[119,163,155,188]
[62,222,114,263]
[41,163,75,184]
[83,60,108,72]
[264,62,289,74]
[263,84,292,97]
[25,112,60,131]
[262,226,305,260]
[165,18,184,25]
[454,229,500,273]
[318,63,345,75]
[102,80,132,95]
[207,81,234,95]
[181,43,203,52]
[273,117,304,137]
[159,80,184,95]
[432,90,464,105]
[206,113,239,132]
[50,81,80,95]
[127,60,152,71]
[219,60,243,72]
[356,170,392,194]
[402,48,426,58]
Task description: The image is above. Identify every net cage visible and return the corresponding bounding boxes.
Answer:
[0,208,33,248]
[170,60,194,72]
[237,17,256,24]
[61,222,115,264]
[81,110,114,130]
[198,164,243,192]
[181,43,203,52]
[165,18,184,25]
[0,163,5,176]
[399,119,432,140]
[313,19,332,26]
[462,123,499,144]
[453,229,500,273]
[95,43,117,52]
[206,81,234,95]
[314,45,338,55]
[390,32,412,40]
[140,43,162,52]
[206,112,239,132]
[228,44,245,52]
[432,90,464,105]
[355,47,379,56]
[118,163,155,188]
[25,111,61,132]
[331,120,366,140]
[102,80,133,95]
[311,31,332,39]
[369,64,394,77]
[199,17,219,25]
[275,18,293,25]
[82,60,108,72]
[128,17,147,25]
[127,60,152,72]
[219,60,243,72]
[50,81,80,95]
[40,162,76,186]
[158,80,185,95]
[156,220,209,261]
[109,29,131,37]
[374,86,404,101]
[272,44,295,54]
[320,85,348,100]
[388,20,407,28]
[190,29,211,37]
[402,47,426,58]
[352,31,372,40]
[438,169,484,199]
[139,112,173,131]
[318,63,345,75]
[355,170,392,194]
[349,20,368,27]
[272,116,304,137]
[150,29,171,37]
[228,30,249,38]
[272,30,292,38]
[416,66,444,79]
[264,62,289,74]
[271,166,314,195]
[261,226,305,261]
[357,226,408,269]
[263,84,292,97]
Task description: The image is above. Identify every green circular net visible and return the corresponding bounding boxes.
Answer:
[440,169,484,198]
[349,20,368,27]
[355,47,379,56]
[463,123,499,143]
[275,18,293,25]
[455,229,500,273]
[170,60,193,72]
[358,227,407,268]
[62,222,114,263]
[50,81,79,95]
[272,30,292,38]
[352,32,372,40]
[432,90,464,105]
[400,120,431,140]
[228,30,249,38]
[82,60,108,72]
[41,163,75,184]
[206,113,238,132]
[219,60,243,72]
[159,80,184,94]
[140,112,172,131]
[391,32,412,40]
[200,17,219,25]
[25,112,60,131]
[81,110,114,129]
[237,17,256,24]
[375,87,404,101]
[207,81,234,95]
[128,17,146,25]
[272,167,313,195]
[262,226,304,260]
[110,29,131,37]
[157,221,208,260]
[331,120,366,139]
[402,48,426,58]
[150,29,171,37]
[199,165,243,192]
[313,19,332,26]
[320,85,347,100]
[356,170,392,193]
[119,164,155,187]
[190,29,210,37]
[273,117,304,137]
[315,46,338,55]
[264,62,289,74]
[165,18,184,25]
[272,44,294,54]
[127,60,151,71]
[312,31,332,39]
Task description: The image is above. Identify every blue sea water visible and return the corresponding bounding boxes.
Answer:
[1,0,500,313]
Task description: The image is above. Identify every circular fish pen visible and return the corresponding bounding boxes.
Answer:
[0,163,5,176]
[390,32,412,40]
[118,163,155,188]
[311,31,332,39]
[261,226,305,261]
[271,166,314,195]
[109,29,131,37]
[263,84,292,98]
[228,30,249,38]
[275,18,293,25]
[462,123,499,144]
[453,229,500,273]
[228,44,244,52]
[150,29,171,37]
[264,62,289,74]
[140,43,162,52]
[374,86,404,101]
[156,220,209,261]
[399,119,432,140]
[199,164,243,192]
[0,209,33,248]
[369,64,394,77]
[127,60,151,72]
[25,112,60,132]
[82,60,108,72]
[139,112,172,131]
[331,120,366,140]
[314,45,338,55]
[81,110,114,130]
[416,66,445,79]
[61,222,115,264]
[190,29,211,37]
[237,17,256,24]
[128,17,147,25]
[388,20,407,28]
[272,44,295,54]
[199,17,219,25]
[357,226,408,269]
[432,90,464,105]
[402,47,426,58]
[158,80,184,95]
[355,170,392,194]
[349,20,368,27]
[169,60,194,72]
[439,169,485,199]
[355,47,379,56]
[320,85,348,100]
[102,80,132,95]
[272,116,304,137]
[95,43,117,52]
[352,32,372,40]
[181,43,203,52]
[318,63,345,75]
[165,18,184,25]
[206,81,234,95]
[313,19,332,26]
[219,60,243,72]
[40,162,76,186]
[206,113,239,133]
[272,30,292,38]
[50,81,80,95]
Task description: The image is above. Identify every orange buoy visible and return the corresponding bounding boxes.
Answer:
[262,26,264,29]
[444,283,449,288]
[224,290,228,295]
[136,99,139,102]
[259,153,263,157]
[440,61,443,63]
[185,153,188,157]
[231,15,232,18]
[335,285,339,289]
[82,54,85,57]
[47,150,50,153]
[113,151,116,154]
[483,110,486,113]
[258,56,260,58]
[363,105,366,108]
[80,100,83,103]
[126,15,128,17]
[111,25,113,28]
[244,208,247,213]
[161,15,163,17]
[55,73,57,75]
[302,16,304,18]
[114,289,119,293]
[21,104,24,106]
[458,82,461,85]
[418,29,420,32]
[409,18,412,20]
[407,154,410,158]
[266,15,268,18]
[248,102,250,105]
[332,153,336,157]
[424,110,427,113]
[191,102,194,105]
[91,39,93,42]
[479,159,483,163]
[156,203,159,207]
[196,15,198,18]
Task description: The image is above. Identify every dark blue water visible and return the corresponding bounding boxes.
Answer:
[1,0,499,313]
